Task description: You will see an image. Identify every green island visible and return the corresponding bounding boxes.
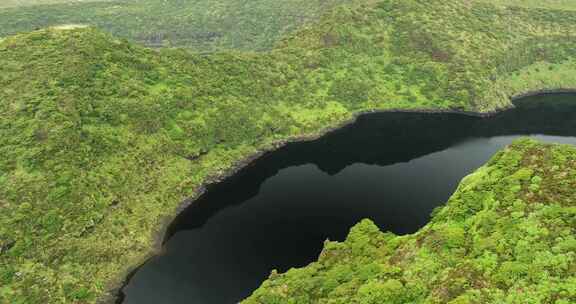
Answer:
[1,0,576,303]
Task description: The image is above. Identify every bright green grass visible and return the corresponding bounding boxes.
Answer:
[244,139,576,303]
[485,0,576,10]
[1,0,576,303]
[495,60,576,97]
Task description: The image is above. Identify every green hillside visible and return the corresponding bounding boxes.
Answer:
[0,0,112,10]
[1,0,576,303]
[244,139,576,304]
[484,0,576,10]
[0,0,351,51]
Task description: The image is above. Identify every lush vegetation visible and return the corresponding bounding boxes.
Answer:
[0,0,112,10]
[484,0,576,10]
[0,0,351,51]
[245,139,576,304]
[1,0,576,303]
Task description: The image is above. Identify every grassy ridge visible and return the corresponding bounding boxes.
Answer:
[483,0,576,10]
[244,139,576,303]
[0,0,352,51]
[1,0,576,303]
[0,0,112,9]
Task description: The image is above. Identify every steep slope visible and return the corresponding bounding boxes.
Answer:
[244,139,576,303]
[1,0,576,303]
[280,0,576,111]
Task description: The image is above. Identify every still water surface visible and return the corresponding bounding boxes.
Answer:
[123,94,576,304]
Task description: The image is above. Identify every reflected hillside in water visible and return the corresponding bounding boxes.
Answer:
[170,93,576,234]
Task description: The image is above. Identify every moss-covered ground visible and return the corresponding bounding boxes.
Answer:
[1,0,576,302]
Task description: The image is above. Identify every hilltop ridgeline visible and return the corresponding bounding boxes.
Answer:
[0,0,352,51]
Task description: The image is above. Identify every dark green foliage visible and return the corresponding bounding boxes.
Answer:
[245,139,576,304]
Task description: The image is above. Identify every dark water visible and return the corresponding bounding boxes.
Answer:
[122,94,576,304]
